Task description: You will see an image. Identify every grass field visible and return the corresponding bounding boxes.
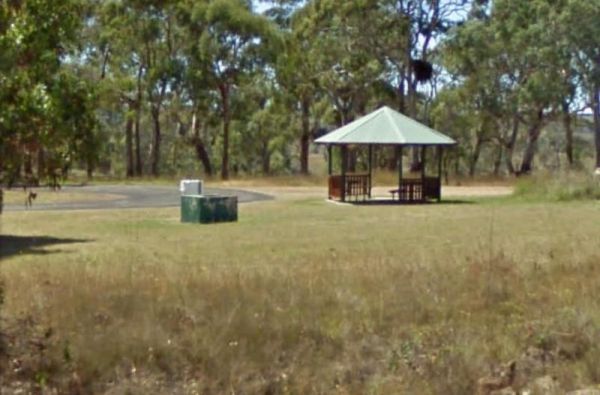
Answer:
[1,193,600,393]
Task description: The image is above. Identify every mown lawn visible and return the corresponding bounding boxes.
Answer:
[1,196,599,393]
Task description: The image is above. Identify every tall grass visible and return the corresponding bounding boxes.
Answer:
[514,172,600,201]
[1,198,600,393]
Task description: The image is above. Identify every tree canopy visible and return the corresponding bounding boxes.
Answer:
[2,0,600,192]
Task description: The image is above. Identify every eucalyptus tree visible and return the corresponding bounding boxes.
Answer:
[233,73,294,174]
[561,0,600,170]
[295,0,384,127]
[441,0,569,175]
[377,0,469,170]
[506,2,569,174]
[379,0,468,115]
[143,1,185,177]
[274,30,317,174]
[440,3,517,175]
[432,83,498,176]
[95,0,185,177]
[95,0,150,177]
[177,0,215,176]
[264,2,314,174]
[0,0,99,205]
[183,0,281,180]
[289,1,393,173]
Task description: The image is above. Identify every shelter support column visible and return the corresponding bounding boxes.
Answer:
[421,146,426,180]
[341,145,348,202]
[368,144,373,198]
[437,146,443,202]
[421,146,427,202]
[327,145,333,175]
[398,146,403,198]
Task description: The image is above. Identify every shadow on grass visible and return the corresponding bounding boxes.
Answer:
[0,235,91,259]
[348,199,475,206]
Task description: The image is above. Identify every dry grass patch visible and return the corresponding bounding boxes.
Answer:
[2,189,122,205]
[0,198,599,393]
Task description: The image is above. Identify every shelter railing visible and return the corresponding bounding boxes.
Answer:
[394,177,441,202]
[328,173,370,201]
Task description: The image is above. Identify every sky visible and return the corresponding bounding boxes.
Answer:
[253,1,271,14]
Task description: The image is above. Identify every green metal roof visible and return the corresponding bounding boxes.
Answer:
[315,106,456,146]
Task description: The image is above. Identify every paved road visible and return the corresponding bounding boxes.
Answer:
[3,185,272,211]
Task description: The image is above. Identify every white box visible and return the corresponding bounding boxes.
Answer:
[179,179,203,196]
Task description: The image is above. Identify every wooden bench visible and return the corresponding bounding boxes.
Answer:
[390,178,441,202]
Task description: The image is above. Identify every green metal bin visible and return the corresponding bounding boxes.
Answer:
[181,195,238,224]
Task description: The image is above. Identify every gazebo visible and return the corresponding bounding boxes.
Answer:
[315,106,456,203]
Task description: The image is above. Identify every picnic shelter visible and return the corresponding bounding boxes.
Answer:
[314,106,456,203]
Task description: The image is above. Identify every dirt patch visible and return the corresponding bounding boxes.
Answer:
[246,185,513,200]
[441,185,513,197]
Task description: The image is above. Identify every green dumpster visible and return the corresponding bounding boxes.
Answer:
[181,195,238,224]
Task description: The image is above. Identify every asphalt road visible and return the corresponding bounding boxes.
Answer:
[3,185,272,212]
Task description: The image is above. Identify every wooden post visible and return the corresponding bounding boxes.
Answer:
[437,146,443,202]
[368,144,373,199]
[421,146,426,180]
[341,145,347,202]
[327,145,333,175]
[398,146,403,201]
[437,146,442,179]
[421,146,426,202]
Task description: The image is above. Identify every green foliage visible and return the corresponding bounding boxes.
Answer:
[0,0,99,189]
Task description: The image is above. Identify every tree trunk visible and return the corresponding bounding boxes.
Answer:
[454,155,460,177]
[389,75,407,172]
[493,144,503,176]
[261,141,271,175]
[348,148,357,173]
[519,110,544,175]
[150,105,161,177]
[407,54,421,173]
[300,98,310,174]
[134,108,143,176]
[408,80,421,172]
[563,101,574,166]
[37,149,46,182]
[388,146,400,171]
[443,152,450,185]
[191,112,213,176]
[410,148,421,172]
[24,152,33,183]
[504,115,520,175]
[220,84,230,180]
[149,77,166,178]
[8,156,22,188]
[87,158,94,179]
[125,106,134,178]
[593,86,600,169]
[134,64,144,176]
[469,133,484,177]
[398,71,406,114]
[100,44,110,80]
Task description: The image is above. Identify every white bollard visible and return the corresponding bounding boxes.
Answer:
[179,179,203,196]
